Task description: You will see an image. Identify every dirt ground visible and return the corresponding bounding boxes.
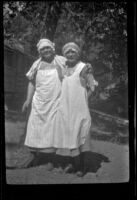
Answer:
[5,119,129,184]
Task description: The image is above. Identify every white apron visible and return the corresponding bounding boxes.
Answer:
[25,60,62,148]
[53,61,91,149]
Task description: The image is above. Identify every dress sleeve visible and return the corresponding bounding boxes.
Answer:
[80,63,98,92]
[26,59,41,81]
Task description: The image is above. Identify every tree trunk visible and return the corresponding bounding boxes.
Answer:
[46,3,63,41]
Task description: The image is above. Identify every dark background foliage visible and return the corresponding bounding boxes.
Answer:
[3,1,128,118]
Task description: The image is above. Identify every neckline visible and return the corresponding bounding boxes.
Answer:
[41,60,54,65]
[66,61,81,70]
[65,61,81,76]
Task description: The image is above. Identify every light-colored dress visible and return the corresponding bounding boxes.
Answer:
[24,56,66,149]
[53,61,92,156]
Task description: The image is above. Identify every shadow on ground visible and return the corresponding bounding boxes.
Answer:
[37,152,109,173]
[9,152,109,174]
[80,151,109,173]
[6,143,110,174]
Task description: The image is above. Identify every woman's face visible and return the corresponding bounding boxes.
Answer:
[65,49,79,65]
[40,46,54,60]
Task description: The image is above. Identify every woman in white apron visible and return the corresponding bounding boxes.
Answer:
[22,39,66,169]
[53,42,98,176]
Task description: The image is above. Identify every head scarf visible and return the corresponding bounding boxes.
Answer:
[37,39,55,52]
[62,42,81,56]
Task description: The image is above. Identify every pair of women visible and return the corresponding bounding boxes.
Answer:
[22,39,98,176]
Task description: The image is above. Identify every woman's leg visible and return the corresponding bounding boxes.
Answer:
[73,154,85,177]
[63,157,74,173]
[47,152,55,170]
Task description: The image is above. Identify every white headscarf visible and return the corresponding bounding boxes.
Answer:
[62,42,81,56]
[37,39,55,52]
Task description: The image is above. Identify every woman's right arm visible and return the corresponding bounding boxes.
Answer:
[22,81,35,112]
[22,58,40,112]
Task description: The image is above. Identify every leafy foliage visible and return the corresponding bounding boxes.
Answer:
[4,1,62,56]
[3,1,128,118]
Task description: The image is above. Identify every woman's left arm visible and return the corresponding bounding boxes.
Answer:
[80,63,98,97]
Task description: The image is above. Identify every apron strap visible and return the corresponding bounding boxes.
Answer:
[54,59,64,82]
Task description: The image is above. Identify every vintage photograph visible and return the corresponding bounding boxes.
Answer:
[4,1,129,184]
